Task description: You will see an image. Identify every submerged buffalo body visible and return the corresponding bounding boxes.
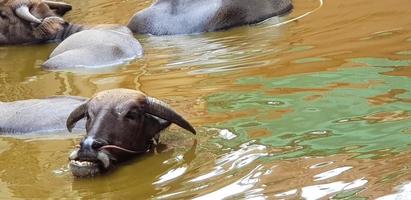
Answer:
[0,96,86,134]
[127,0,293,35]
[42,26,143,69]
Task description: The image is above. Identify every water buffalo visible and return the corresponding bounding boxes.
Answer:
[42,25,143,69]
[66,89,196,177]
[0,96,86,134]
[1,0,143,69]
[0,0,74,44]
[0,89,195,176]
[127,0,293,35]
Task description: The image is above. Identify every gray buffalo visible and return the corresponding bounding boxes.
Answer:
[42,25,143,69]
[0,96,86,134]
[127,0,293,35]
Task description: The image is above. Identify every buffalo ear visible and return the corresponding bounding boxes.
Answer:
[66,102,88,132]
[145,97,196,135]
[143,114,172,138]
[44,1,72,16]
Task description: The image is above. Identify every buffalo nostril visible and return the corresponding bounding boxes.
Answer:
[91,140,104,150]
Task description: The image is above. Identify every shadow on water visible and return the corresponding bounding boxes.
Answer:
[1,0,411,199]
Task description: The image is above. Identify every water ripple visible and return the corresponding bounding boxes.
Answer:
[190,143,268,182]
[301,178,368,200]
[377,182,411,200]
[314,166,353,181]
[153,165,188,186]
[193,165,265,200]
[154,142,269,199]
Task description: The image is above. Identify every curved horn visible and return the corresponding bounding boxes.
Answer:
[67,102,88,132]
[145,97,196,134]
[15,5,42,24]
[44,1,72,16]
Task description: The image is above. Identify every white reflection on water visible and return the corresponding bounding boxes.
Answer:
[154,141,369,200]
[275,189,298,198]
[377,182,411,200]
[155,185,210,200]
[218,129,237,140]
[190,144,268,182]
[193,165,265,200]
[314,166,353,181]
[154,142,269,199]
[162,154,184,165]
[301,178,368,200]
[309,161,334,169]
[153,165,188,185]
[267,0,324,28]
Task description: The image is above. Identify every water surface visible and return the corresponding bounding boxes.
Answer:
[1,0,411,199]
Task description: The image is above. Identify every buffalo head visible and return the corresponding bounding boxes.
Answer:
[66,89,196,177]
[0,0,72,44]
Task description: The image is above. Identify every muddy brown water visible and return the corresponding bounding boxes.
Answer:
[1,0,411,199]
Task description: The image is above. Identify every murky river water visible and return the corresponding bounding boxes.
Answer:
[1,0,411,199]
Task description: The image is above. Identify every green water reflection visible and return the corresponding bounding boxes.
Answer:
[207,57,411,159]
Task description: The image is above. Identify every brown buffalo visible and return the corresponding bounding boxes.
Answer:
[0,0,82,44]
[66,89,196,177]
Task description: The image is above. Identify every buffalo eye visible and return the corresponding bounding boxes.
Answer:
[124,111,140,120]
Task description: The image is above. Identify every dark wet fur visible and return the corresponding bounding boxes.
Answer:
[0,0,75,44]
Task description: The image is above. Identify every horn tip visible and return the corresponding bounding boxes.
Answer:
[66,123,73,132]
[188,126,196,135]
